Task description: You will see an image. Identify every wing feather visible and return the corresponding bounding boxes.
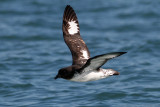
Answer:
[62,5,90,65]
[81,52,127,72]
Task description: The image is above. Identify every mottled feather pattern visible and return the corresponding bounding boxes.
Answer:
[63,5,80,35]
[62,5,90,65]
[81,52,126,72]
[55,5,126,82]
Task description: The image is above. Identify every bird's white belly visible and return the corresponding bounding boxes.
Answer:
[70,70,110,82]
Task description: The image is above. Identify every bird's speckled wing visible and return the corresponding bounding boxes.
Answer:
[80,52,127,72]
[62,5,90,65]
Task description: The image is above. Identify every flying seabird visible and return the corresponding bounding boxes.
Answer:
[54,5,126,82]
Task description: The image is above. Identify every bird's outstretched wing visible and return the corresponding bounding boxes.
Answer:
[80,52,127,72]
[62,5,90,65]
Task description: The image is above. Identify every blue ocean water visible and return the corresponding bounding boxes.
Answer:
[0,0,160,106]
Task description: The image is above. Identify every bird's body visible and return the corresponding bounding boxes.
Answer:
[70,68,118,82]
[54,5,126,82]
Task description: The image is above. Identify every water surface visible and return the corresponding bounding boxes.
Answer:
[0,0,160,107]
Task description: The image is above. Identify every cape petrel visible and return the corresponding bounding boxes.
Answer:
[55,5,126,82]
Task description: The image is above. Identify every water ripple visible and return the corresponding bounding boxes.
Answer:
[0,0,160,107]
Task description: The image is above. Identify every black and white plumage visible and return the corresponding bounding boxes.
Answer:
[62,5,90,65]
[55,5,127,82]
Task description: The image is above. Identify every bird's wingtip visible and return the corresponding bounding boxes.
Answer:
[120,52,127,55]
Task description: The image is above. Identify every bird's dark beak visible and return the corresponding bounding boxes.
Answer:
[54,75,60,79]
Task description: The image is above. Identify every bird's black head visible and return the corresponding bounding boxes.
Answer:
[54,69,64,79]
[54,68,74,80]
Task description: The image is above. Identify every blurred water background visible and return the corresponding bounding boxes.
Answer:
[0,0,160,107]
